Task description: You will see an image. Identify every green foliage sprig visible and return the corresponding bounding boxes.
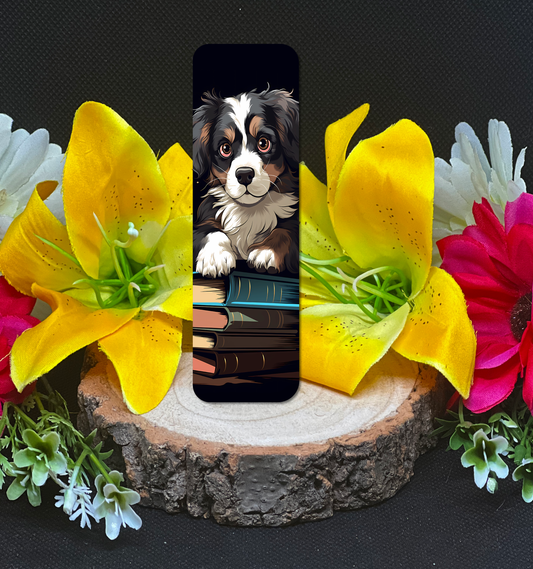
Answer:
[434,383,533,500]
[0,376,142,539]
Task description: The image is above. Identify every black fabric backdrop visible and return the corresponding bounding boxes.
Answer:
[2,1,533,567]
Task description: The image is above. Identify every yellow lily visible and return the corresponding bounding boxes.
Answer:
[0,102,192,414]
[300,104,476,398]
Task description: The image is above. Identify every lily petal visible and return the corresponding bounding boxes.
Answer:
[333,119,434,296]
[142,285,192,321]
[10,284,138,390]
[299,164,360,302]
[325,104,369,224]
[392,267,476,398]
[156,215,192,289]
[0,182,85,297]
[158,143,193,218]
[63,102,171,278]
[300,164,343,260]
[301,302,409,394]
[141,215,192,320]
[98,311,183,414]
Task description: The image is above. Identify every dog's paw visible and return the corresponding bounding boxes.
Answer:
[196,233,236,277]
[247,248,282,274]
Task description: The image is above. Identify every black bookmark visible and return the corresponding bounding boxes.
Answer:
[192,44,299,402]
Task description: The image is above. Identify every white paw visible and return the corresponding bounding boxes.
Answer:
[196,232,237,277]
[247,248,278,272]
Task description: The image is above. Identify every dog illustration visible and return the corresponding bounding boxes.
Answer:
[193,88,299,277]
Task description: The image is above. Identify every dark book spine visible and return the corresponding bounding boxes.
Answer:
[195,350,298,377]
[226,308,298,331]
[204,331,298,351]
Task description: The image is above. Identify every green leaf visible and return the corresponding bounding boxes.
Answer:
[514,444,527,464]
[6,479,26,501]
[41,431,61,455]
[488,412,509,423]
[26,483,41,507]
[0,454,8,489]
[13,448,37,468]
[84,429,97,446]
[0,452,10,471]
[31,459,49,487]
[48,451,68,475]
[22,429,43,450]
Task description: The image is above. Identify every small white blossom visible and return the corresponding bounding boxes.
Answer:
[55,475,97,530]
[0,113,65,240]
[93,471,142,540]
[433,119,526,265]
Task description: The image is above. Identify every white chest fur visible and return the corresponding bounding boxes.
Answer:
[207,186,298,259]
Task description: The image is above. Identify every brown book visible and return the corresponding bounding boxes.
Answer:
[193,350,298,377]
[193,331,297,351]
[193,306,298,332]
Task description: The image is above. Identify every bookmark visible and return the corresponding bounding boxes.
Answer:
[192,44,299,402]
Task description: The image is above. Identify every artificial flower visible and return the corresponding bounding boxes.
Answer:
[55,480,97,529]
[433,120,526,265]
[0,276,40,411]
[0,102,192,414]
[6,464,42,506]
[93,470,142,540]
[449,421,490,451]
[0,113,64,239]
[461,429,508,489]
[512,458,533,503]
[300,104,476,397]
[13,429,67,487]
[439,193,533,413]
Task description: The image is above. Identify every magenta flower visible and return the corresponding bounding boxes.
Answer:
[439,193,533,413]
[0,277,39,411]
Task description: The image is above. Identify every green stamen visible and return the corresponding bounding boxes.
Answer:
[72,279,106,308]
[93,213,112,247]
[36,216,166,311]
[114,222,139,249]
[34,235,82,268]
[300,262,349,304]
[345,285,381,322]
[300,254,412,322]
[127,282,140,307]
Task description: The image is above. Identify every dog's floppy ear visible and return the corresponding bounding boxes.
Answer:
[193,92,222,179]
[263,89,299,172]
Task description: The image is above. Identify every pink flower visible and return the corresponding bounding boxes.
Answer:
[439,193,533,413]
[0,277,39,412]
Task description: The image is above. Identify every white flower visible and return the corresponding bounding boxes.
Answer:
[93,471,142,540]
[0,113,65,240]
[55,474,97,530]
[432,119,526,265]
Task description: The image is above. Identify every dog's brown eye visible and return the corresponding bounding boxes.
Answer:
[219,143,232,158]
[257,137,271,153]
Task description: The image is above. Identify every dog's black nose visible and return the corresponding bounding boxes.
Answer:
[236,167,255,186]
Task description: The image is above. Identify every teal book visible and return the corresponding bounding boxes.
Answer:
[193,271,299,310]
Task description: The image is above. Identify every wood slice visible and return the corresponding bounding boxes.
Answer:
[78,344,450,526]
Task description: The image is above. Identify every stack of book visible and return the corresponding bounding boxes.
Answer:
[192,267,299,402]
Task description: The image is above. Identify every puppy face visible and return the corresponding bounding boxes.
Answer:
[193,89,299,206]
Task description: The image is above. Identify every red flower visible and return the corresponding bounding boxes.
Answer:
[0,277,39,412]
[439,194,533,413]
